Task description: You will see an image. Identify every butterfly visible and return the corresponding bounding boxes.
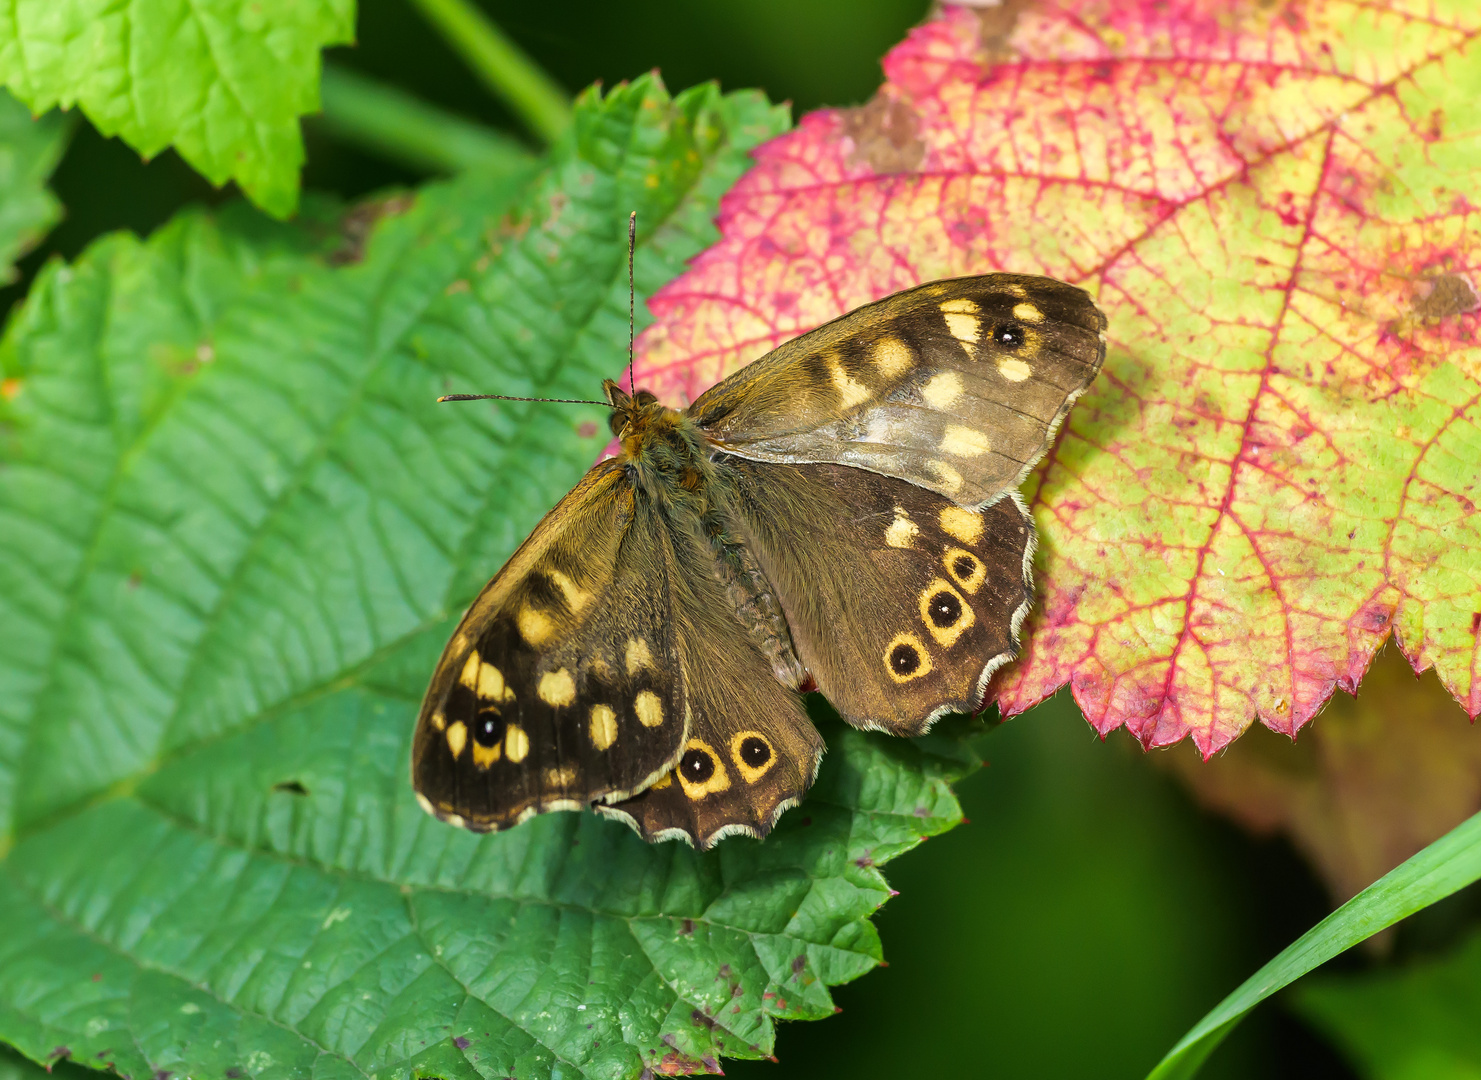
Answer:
[413,268,1106,848]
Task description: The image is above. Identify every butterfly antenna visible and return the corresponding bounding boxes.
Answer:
[438,393,606,406]
[627,210,637,395]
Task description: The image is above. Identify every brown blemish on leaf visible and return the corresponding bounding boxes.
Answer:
[1411,272,1480,320]
[842,94,925,174]
[973,0,1031,68]
[332,193,416,266]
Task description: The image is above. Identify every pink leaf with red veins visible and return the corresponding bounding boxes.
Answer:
[632,0,1481,754]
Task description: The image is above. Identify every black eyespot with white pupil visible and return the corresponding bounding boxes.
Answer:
[680,748,715,783]
[994,324,1025,348]
[890,642,921,676]
[473,712,505,747]
[926,590,963,628]
[739,737,771,768]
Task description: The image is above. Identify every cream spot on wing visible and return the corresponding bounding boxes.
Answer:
[940,424,990,458]
[921,371,963,409]
[871,336,913,378]
[943,312,980,347]
[458,651,481,689]
[1012,302,1045,324]
[589,704,618,750]
[472,740,500,769]
[1006,284,1028,298]
[517,606,555,646]
[998,358,1033,382]
[446,721,467,760]
[828,357,871,408]
[430,710,446,731]
[927,459,964,494]
[625,637,653,676]
[537,668,576,707]
[649,772,674,790]
[546,569,592,614]
[415,792,436,817]
[477,662,515,703]
[445,813,465,829]
[545,764,577,788]
[939,505,984,545]
[634,690,664,727]
[885,506,918,549]
[505,724,530,763]
[940,298,979,314]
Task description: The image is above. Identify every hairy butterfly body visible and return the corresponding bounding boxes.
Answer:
[414,273,1106,847]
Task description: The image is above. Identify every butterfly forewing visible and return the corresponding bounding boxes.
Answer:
[687,275,1106,506]
[413,462,688,830]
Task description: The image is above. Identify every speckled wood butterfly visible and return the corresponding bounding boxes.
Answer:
[413,242,1106,848]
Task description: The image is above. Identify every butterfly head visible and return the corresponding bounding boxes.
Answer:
[603,378,677,457]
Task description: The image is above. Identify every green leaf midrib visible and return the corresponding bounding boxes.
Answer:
[5,91,765,846]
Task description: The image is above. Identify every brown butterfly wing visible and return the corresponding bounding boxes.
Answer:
[413,461,689,830]
[597,514,824,848]
[718,456,1034,736]
[686,274,1105,507]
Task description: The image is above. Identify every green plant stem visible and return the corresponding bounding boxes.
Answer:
[317,65,535,175]
[1147,809,1481,1080]
[403,0,571,144]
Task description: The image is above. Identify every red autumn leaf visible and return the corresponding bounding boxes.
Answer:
[630,0,1481,755]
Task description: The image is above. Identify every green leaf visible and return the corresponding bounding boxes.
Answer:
[1146,809,1481,1080]
[0,76,964,1080]
[1292,929,1481,1080]
[0,0,355,218]
[0,89,68,285]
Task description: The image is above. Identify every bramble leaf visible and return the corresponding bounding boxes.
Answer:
[0,0,354,218]
[0,89,68,285]
[0,77,968,1080]
[633,0,1481,754]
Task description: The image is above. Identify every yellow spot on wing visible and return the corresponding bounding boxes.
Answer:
[477,662,515,703]
[589,704,618,750]
[939,505,984,545]
[885,507,918,549]
[459,651,481,689]
[650,772,674,790]
[446,721,467,760]
[472,740,501,769]
[625,637,653,676]
[943,312,980,346]
[827,358,871,408]
[940,298,979,314]
[1012,302,1045,324]
[927,459,964,494]
[940,424,990,458]
[547,569,592,614]
[430,710,446,732]
[871,336,913,378]
[545,764,577,788]
[505,725,530,763]
[518,606,556,646]
[538,668,576,707]
[635,690,664,728]
[998,358,1033,382]
[921,371,963,409]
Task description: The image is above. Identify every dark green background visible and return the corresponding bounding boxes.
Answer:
[12,1,1433,1075]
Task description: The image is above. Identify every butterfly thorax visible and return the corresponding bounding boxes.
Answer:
[602,378,807,689]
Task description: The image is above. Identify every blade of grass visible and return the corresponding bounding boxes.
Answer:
[404,0,571,144]
[317,64,536,175]
[1147,809,1481,1080]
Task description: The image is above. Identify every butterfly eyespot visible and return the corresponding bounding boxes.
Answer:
[890,642,921,675]
[680,748,715,783]
[994,323,1026,348]
[472,713,505,747]
[741,737,770,766]
[731,732,776,783]
[945,547,988,594]
[954,555,974,577]
[926,590,963,628]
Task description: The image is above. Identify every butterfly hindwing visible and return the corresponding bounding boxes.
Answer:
[413,461,689,830]
[597,512,824,848]
[719,455,1034,736]
[687,274,1105,506]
